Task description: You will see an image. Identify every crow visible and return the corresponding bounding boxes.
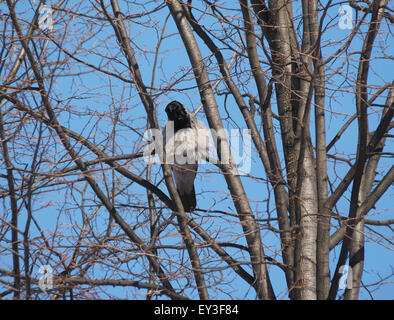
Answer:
[163,101,210,212]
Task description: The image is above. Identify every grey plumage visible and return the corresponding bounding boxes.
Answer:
[163,101,210,212]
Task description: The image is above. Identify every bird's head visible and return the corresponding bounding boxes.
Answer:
[165,100,192,132]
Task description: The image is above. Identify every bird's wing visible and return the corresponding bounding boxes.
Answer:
[172,162,198,195]
[175,126,198,212]
[193,120,212,161]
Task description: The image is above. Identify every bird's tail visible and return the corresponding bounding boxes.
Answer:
[178,185,196,212]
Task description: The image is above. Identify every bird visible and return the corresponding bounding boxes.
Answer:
[163,100,210,212]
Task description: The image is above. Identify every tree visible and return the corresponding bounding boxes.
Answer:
[0,0,392,300]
